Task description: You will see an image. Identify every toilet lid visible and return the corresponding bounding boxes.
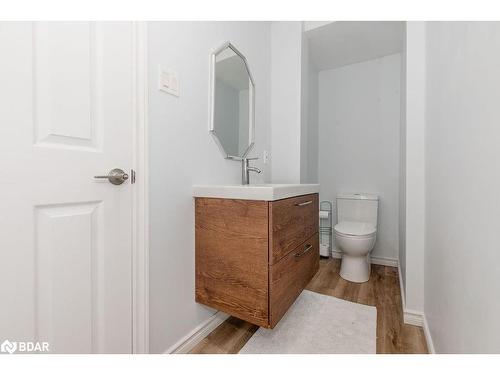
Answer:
[334,221,376,236]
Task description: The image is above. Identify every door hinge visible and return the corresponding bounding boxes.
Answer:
[131,169,136,184]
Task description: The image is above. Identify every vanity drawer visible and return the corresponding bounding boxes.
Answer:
[269,234,319,328]
[269,193,319,264]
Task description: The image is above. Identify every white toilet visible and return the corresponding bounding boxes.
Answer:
[334,193,378,283]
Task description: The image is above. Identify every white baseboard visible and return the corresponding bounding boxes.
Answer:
[397,262,424,327]
[370,255,398,267]
[397,262,407,312]
[404,309,437,353]
[403,309,424,326]
[397,262,421,325]
[397,261,435,353]
[166,311,229,354]
[422,315,436,354]
[331,250,342,259]
[331,250,398,267]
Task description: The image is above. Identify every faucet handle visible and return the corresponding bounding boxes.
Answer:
[244,157,259,161]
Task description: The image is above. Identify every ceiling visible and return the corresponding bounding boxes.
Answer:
[306,21,405,71]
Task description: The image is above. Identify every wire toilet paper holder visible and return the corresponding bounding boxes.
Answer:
[319,201,333,257]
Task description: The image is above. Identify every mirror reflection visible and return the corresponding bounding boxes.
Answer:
[211,43,254,159]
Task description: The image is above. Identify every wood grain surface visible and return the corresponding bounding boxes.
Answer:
[269,234,319,327]
[269,194,319,264]
[195,198,270,327]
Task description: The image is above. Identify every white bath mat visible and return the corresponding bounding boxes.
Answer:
[239,290,377,354]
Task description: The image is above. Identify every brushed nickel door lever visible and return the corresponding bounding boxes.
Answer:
[94,168,129,185]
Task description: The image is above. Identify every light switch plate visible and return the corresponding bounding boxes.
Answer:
[158,65,179,97]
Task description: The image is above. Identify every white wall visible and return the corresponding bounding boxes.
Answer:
[300,29,310,183]
[303,21,333,32]
[271,21,303,183]
[306,59,319,183]
[147,21,271,353]
[403,22,426,313]
[398,22,407,295]
[300,31,320,183]
[318,54,401,261]
[425,21,500,353]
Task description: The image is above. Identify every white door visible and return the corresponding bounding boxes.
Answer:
[0,22,134,353]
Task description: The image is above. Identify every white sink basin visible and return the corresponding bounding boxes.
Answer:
[192,183,320,201]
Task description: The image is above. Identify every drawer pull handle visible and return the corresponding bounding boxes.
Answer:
[295,244,313,258]
[295,200,313,207]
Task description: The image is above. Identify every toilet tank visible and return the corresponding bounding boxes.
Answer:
[336,193,379,226]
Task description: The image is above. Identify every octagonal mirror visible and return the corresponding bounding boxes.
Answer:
[210,42,255,159]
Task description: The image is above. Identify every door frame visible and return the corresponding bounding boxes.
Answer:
[132,21,149,354]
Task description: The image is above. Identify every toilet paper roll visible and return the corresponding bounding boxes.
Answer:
[319,244,330,257]
[320,234,330,244]
[319,210,329,219]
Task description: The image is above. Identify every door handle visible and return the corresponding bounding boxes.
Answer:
[295,244,313,258]
[94,168,129,185]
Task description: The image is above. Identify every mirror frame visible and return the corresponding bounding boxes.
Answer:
[209,41,255,160]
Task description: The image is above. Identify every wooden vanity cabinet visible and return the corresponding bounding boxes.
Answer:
[195,193,319,328]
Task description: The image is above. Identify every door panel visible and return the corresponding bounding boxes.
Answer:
[36,202,101,353]
[0,22,133,353]
[33,22,101,150]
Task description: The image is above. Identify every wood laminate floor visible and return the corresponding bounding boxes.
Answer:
[189,258,428,354]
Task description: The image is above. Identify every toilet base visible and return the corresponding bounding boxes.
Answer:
[340,254,370,283]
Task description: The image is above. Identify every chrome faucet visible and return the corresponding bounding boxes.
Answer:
[242,157,262,185]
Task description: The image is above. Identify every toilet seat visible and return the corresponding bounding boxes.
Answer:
[334,221,376,238]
